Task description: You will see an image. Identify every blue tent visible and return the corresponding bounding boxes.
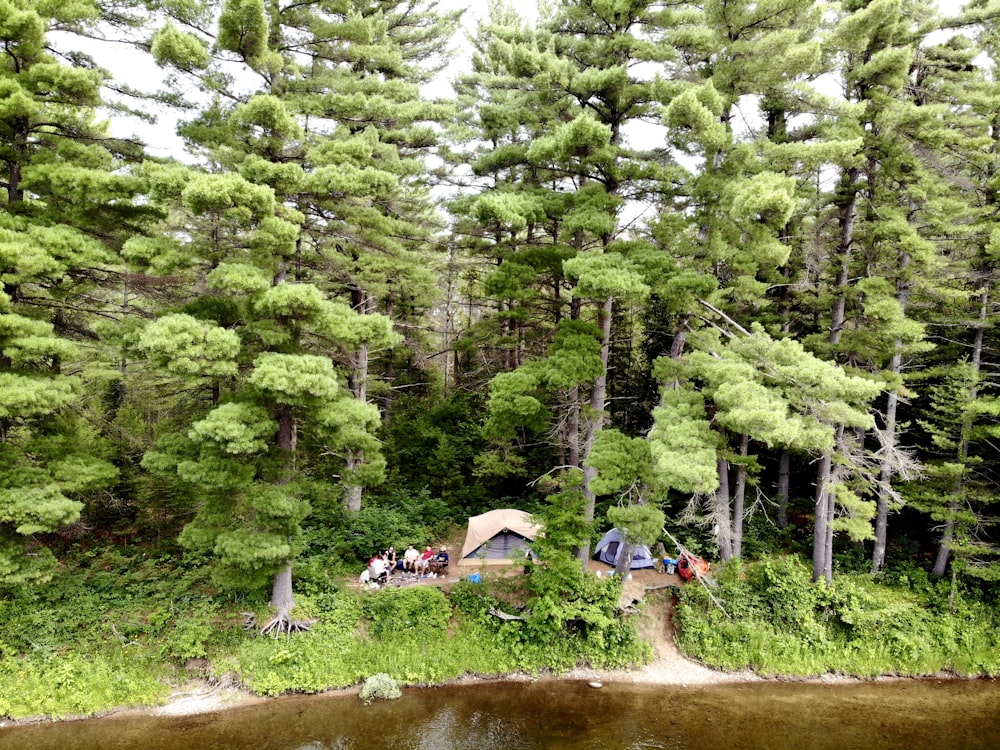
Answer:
[594,528,655,569]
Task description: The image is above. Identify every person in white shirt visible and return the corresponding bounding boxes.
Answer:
[403,544,420,572]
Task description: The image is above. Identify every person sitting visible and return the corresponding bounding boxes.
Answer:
[384,546,397,574]
[403,544,420,572]
[429,547,449,576]
[418,545,435,576]
[368,552,387,584]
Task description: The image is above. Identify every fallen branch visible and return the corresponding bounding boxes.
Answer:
[488,607,526,621]
[643,583,678,593]
[662,527,730,619]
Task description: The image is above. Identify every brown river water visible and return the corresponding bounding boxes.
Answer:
[1,679,998,749]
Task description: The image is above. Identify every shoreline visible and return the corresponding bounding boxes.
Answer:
[0,648,752,729]
[0,649,925,730]
[0,663,977,730]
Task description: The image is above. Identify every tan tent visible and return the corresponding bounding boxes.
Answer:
[457,509,541,569]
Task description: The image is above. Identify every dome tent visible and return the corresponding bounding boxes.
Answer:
[593,528,655,570]
[457,509,541,570]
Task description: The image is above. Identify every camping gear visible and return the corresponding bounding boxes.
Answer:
[457,509,541,570]
[593,528,656,570]
[677,552,709,581]
[663,558,678,575]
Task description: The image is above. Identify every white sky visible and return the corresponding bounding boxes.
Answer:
[58,0,502,160]
[58,0,975,161]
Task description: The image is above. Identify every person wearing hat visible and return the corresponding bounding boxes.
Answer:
[430,546,449,576]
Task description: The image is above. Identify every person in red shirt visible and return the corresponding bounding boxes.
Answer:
[418,545,435,576]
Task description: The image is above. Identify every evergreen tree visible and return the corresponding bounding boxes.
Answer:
[0,0,149,583]
[454,0,665,563]
[136,0,455,630]
[906,2,1000,583]
[649,0,830,561]
[801,0,960,579]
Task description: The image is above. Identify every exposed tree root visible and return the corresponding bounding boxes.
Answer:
[259,610,316,637]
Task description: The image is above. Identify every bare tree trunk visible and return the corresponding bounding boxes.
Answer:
[260,403,312,636]
[270,562,295,616]
[872,349,901,573]
[614,541,636,577]
[777,450,790,528]
[732,434,749,558]
[577,296,613,567]
[715,456,733,562]
[931,516,955,578]
[812,166,858,583]
[813,450,832,584]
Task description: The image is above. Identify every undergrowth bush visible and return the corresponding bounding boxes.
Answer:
[0,651,169,720]
[361,585,451,640]
[358,673,401,704]
[302,488,452,567]
[675,556,1000,678]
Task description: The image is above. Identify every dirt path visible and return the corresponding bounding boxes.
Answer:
[566,586,757,686]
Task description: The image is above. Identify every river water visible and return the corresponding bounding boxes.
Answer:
[1,679,997,750]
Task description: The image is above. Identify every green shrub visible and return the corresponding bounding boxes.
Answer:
[358,672,402,704]
[0,651,168,720]
[361,586,451,641]
[675,558,1000,678]
[303,500,434,564]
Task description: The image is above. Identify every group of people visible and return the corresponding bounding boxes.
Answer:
[364,544,449,585]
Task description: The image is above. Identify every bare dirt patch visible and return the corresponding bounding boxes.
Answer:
[565,561,759,686]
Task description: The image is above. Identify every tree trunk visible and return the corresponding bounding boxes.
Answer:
[270,561,295,615]
[732,434,749,559]
[577,296,613,567]
[777,450,790,529]
[812,449,832,584]
[715,456,733,562]
[872,351,900,573]
[260,405,312,636]
[931,514,955,579]
[614,541,636,577]
[812,166,859,583]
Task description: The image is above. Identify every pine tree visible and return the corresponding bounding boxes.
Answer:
[0,0,149,583]
[906,1,1000,583]
[136,0,454,630]
[649,0,829,561]
[801,0,961,579]
[453,0,667,564]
